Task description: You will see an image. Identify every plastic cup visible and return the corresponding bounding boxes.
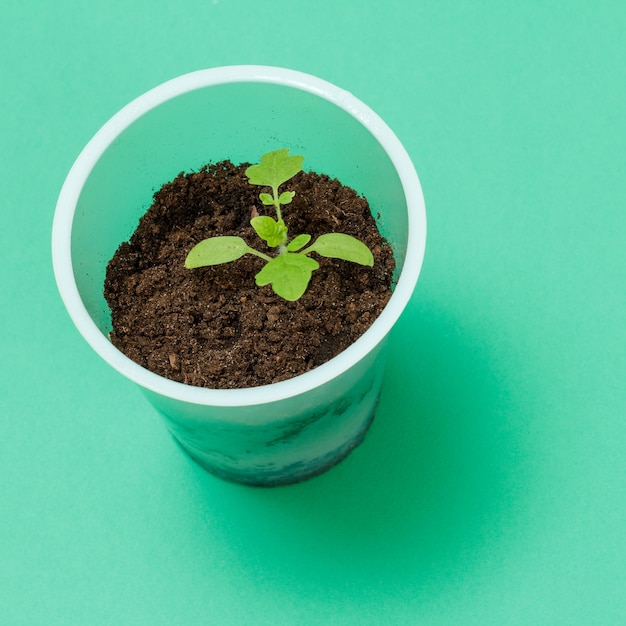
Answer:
[52,66,426,486]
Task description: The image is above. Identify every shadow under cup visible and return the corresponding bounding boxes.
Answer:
[55,68,425,486]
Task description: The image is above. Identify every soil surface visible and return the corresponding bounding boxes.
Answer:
[104,161,395,389]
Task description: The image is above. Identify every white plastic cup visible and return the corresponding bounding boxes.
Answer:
[52,66,426,486]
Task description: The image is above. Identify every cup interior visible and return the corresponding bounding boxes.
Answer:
[71,80,409,333]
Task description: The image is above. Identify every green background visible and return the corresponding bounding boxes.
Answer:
[2,1,625,624]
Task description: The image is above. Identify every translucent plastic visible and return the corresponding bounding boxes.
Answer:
[52,66,426,485]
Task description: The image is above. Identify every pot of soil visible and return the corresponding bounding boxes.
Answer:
[52,66,426,486]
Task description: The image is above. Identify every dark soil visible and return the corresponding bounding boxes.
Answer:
[104,161,395,389]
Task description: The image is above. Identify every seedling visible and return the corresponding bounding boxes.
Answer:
[185,149,374,301]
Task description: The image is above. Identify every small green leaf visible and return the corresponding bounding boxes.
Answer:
[255,253,320,301]
[185,236,250,268]
[286,233,311,252]
[259,192,274,206]
[250,216,288,247]
[245,149,304,189]
[278,191,295,205]
[250,216,276,238]
[306,233,374,266]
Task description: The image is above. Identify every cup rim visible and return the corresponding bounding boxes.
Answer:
[51,65,426,407]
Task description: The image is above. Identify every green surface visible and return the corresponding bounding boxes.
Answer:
[1,1,625,624]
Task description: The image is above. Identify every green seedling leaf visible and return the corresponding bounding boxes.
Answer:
[278,191,295,205]
[250,216,288,247]
[286,234,311,252]
[185,236,251,268]
[245,149,304,189]
[259,192,274,206]
[306,233,374,266]
[255,253,320,301]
